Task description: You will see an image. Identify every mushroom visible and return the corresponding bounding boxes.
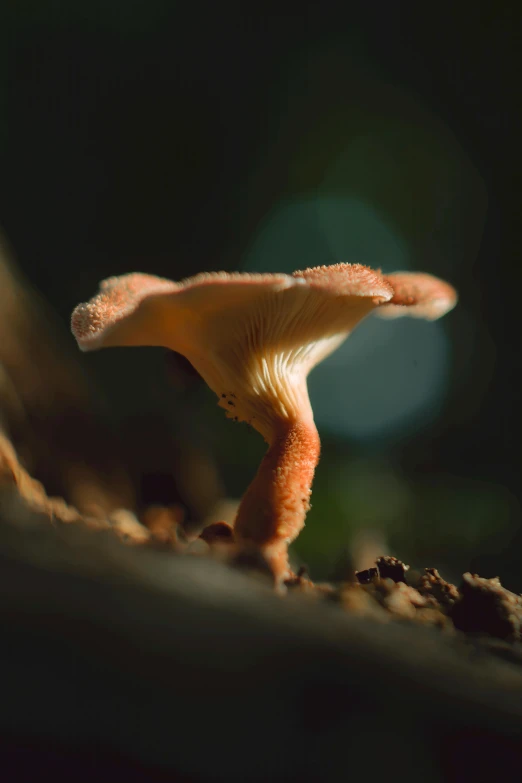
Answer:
[71,264,457,581]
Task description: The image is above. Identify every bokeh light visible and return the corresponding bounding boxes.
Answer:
[243,196,451,441]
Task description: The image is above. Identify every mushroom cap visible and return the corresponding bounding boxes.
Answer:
[376,272,458,321]
[71,263,455,439]
[72,264,391,352]
[71,271,293,353]
[71,273,180,350]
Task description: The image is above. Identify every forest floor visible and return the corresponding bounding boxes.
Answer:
[2,432,522,782]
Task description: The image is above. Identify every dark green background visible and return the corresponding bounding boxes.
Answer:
[0,2,520,585]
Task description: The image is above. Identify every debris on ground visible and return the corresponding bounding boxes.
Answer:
[3,432,522,646]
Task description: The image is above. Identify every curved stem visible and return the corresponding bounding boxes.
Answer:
[234,418,321,581]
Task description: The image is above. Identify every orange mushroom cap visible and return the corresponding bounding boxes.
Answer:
[376,272,458,321]
[71,263,456,440]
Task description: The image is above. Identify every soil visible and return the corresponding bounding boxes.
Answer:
[2,433,522,781]
[3,430,522,648]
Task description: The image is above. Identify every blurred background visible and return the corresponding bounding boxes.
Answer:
[0,2,520,585]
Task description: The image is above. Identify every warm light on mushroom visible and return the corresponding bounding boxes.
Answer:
[72,263,457,581]
[377,272,458,321]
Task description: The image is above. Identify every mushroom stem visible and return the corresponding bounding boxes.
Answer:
[234,417,321,581]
